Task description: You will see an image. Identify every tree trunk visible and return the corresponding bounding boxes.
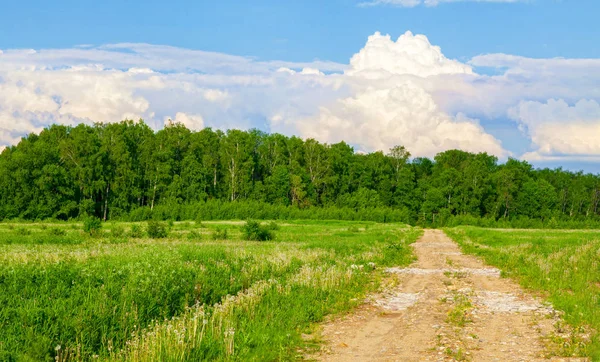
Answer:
[151,174,157,211]
[103,184,110,221]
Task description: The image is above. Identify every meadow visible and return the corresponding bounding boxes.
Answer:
[0,220,421,361]
[445,226,600,359]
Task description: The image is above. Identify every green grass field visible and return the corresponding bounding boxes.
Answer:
[445,226,600,359]
[0,220,421,361]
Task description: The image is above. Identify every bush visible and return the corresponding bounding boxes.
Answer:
[111,225,125,238]
[267,221,280,231]
[83,217,102,236]
[48,228,67,236]
[187,230,202,241]
[146,221,169,239]
[241,220,275,241]
[347,226,360,233]
[211,228,228,240]
[16,227,32,236]
[129,224,144,238]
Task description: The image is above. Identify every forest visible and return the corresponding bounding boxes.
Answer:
[1,119,600,227]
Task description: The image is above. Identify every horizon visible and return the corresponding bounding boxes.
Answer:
[1,0,599,172]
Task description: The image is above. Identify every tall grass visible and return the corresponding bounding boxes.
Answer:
[0,221,421,361]
[445,227,600,359]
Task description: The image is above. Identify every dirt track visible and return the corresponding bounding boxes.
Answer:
[314,229,587,361]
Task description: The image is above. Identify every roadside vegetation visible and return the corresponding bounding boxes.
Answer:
[445,226,600,359]
[0,220,421,361]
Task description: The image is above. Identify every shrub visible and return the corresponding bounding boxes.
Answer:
[241,220,274,241]
[48,228,67,236]
[347,226,360,233]
[267,221,280,231]
[129,224,144,238]
[83,217,102,236]
[16,227,32,236]
[111,225,125,238]
[187,230,202,241]
[146,221,169,239]
[211,228,228,240]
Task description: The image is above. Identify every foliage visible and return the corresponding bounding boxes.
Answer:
[110,224,126,238]
[211,228,228,240]
[129,224,144,238]
[241,220,275,241]
[1,121,599,228]
[146,220,169,239]
[266,220,280,230]
[48,227,66,236]
[83,216,102,236]
[0,221,420,361]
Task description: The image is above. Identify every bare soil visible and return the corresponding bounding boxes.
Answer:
[312,229,588,362]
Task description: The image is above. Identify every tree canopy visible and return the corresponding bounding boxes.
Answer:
[1,120,599,226]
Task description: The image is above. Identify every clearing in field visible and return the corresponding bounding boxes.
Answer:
[314,229,592,361]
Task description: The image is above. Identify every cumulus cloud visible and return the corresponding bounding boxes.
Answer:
[509,99,600,161]
[166,112,205,131]
[291,82,505,157]
[1,30,599,163]
[347,31,473,78]
[284,31,506,157]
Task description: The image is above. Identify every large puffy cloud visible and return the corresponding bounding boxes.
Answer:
[284,31,506,157]
[509,99,600,161]
[290,82,505,157]
[0,32,507,158]
[1,31,600,163]
[347,31,473,78]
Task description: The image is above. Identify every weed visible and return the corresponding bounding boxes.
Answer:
[446,291,472,327]
[83,217,102,236]
[211,228,228,240]
[187,230,202,241]
[48,228,66,236]
[111,225,125,238]
[129,224,144,238]
[146,221,169,239]
[241,220,274,241]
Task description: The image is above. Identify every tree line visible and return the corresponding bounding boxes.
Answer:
[1,120,599,227]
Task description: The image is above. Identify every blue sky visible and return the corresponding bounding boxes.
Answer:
[3,0,599,61]
[1,0,600,172]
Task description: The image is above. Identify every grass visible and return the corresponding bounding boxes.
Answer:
[445,226,600,359]
[0,220,421,361]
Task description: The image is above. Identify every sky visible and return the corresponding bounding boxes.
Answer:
[1,0,600,172]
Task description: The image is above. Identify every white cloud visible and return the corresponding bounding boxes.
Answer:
[510,99,600,161]
[359,0,524,7]
[203,89,230,102]
[290,82,505,157]
[1,31,600,164]
[347,31,473,78]
[166,112,205,131]
[276,31,506,157]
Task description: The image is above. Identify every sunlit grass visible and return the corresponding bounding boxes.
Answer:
[0,220,421,361]
[445,226,600,359]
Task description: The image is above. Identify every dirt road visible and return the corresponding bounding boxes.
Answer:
[314,229,586,361]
